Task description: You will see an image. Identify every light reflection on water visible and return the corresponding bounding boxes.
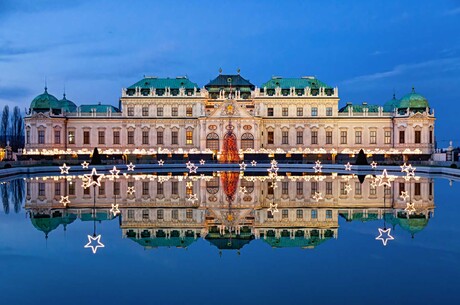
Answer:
[0,169,459,305]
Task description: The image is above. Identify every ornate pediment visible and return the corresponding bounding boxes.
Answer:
[29,112,51,119]
[208,99,254,119]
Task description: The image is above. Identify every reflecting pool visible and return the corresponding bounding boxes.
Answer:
[1,166,460,305]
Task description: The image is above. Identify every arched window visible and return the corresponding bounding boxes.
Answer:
[241,133,254,149]
[206,177,220,194]
[206,133,219,150]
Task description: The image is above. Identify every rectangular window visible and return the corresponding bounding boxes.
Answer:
[282,181,289,195]
[281,131,289,145]
[186,130,193,145]
[142,209,149,220]
[172,107,178,117]
[326,107,333,116]
[415,131,421,144]
[282,209,288,219]
[54,182,61,196]
[296,131,303,144]
[98,131,105,145]
[267,183,274,195]
[99,182,105,196]
[156,182,163,195]
[68,182,75,196]
[186,209,193,219]
[326,131,332,144]
[157,107,163,117]
[127,131,134,145]
[370,185,377,195]
[385,186,391,196]
[113,181,120,196]
[38,130,45,144]
[326,210,332,219]
[282,107,288,116]
[355,131,362,144]
[340,182,347,195]
[326,181,333,195]
[128,107,134,116]
[429,182,433,196]
[399,183,405,194]
[311,181,318,193]
[267,131,274,145]
[142,182,149,196]
[113,131,120,145]
[84,185,90,195]
[429,130,433,144]
[311,130,318,144]
[171,131,178,145]
[142,107,149,117]
[38,183,45,196]
[399,130,405,144]
[297,107,303,116]
[157,131,164,145]
[311,107,318,116]
[415,183,421,196]
[83,131,90,145]
[26,130,30,144]
[267,107,274,116]
[267,210,274,218]
[171,181,178,195]
[311,209,317,219]
[355,182,362,195]
[296,182,303,195]
[127,210,134,219]
[340,131,347,144]
[186,106,193,117]
[142,130,149,145]
[370,131,377,144]
[296,209,303,219]
[54,130,60,144]
[68,131,75,144]
[384,131,391,144]
[172,209,179,220]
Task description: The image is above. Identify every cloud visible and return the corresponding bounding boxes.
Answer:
[0,85,34,100]
[444,7,460,15]
[342,57,460,84]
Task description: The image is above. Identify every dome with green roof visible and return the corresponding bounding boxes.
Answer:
[30,87,61,112]
[383,94,400,112]
[59,94,77,112]
[398,88,429,111]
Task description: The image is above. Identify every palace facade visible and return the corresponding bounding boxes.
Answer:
[23,72,436,162]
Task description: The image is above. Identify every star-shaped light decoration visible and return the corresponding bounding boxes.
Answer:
[375,228,394,246]
[404,202,416,214]
[60,195,70,207]
[187,194,198,204]
[407,167,416,178]
[400,191,409,201]
[199,159,206,165]
[127,162,135,171]
[344,162,352,171]
[189,165,198,174]
[400,163,409,173]
[270,159,278,167]
[267,202,278,214]
[84,234,105,254]
[251,160,257,166]
[378,169,391,188]
[370,178,378,188]
[344,184,352,194]
[270,181,278,189]
[158,159,164,166]
[313,160,322,173]
[109,166,120,179]
[81,161,89,169]
[186,161,193,169]
[239,186,247,194]
[239,162,247,170]
[312,191,323,202]
[83,168,102,188]
[127,186,135,195]
[370,161,378,169]
[186,181,193,188]
[110,203,120,216]
[59,163,70,174]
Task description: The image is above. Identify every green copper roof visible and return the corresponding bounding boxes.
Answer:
[80,212,114,221]
[399,88,429,110]
[30,213,77,236]
[261,77,330,89]
[59,94,77,112]
[205,74,255,89]
[206,236,254,250]
[383,94,400,112]
[387,213,429,236]
[339,103,380,113]
[128,76,198,90]
[129,237,197,249]
[263,235,331,248]
[30,87,61,111]
[79,104,120,113]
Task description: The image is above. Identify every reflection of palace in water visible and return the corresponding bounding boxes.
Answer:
[25,172,435,250]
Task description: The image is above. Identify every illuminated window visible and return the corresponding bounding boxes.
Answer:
[68,131,75,144]
[241,133,254,149]
[370,131,377,144]
[186,130,193,145]
[186,106,193,117]
[384,131,391,144]
[206,133,219,150]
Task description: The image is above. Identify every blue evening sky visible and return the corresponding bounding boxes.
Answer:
[0,0,459,145]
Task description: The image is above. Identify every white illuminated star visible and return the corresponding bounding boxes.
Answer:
[110,204,120,216]
[404,202,416,214]
[370,178,378,188]
[370,161,378,169]
[199,159,206,165]
[270,159,278,167]
[312,191,323,202]
[375,228,394,246]
[400,163,410,173]
[60,195,70,207]
[109,166,120,179]
[189,165,198,174]
[251,160,257,166]
[270,181,278,189]
[313,160,322,173]
[127,186,135,195]
[187,194,198,204]
[239,162,247,170]
[81,161,89,169]
[59,163,70,174]
[186,181,193,188]
[344,184,352,193]
[239,186,247,194]
[158,159,164,166]
[378,169,391,188]
[127,162,135,171]
[84,234,105,254]
[344,162,352,171]
[267,202,278,214]
[186,161,193,169]
[83,168,102,188]
[400,191,409,201]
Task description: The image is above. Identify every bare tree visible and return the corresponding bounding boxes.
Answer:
[11,106,24,150]
[0,105,10,147]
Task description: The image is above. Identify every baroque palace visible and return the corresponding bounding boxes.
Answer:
[23,71,436,162]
